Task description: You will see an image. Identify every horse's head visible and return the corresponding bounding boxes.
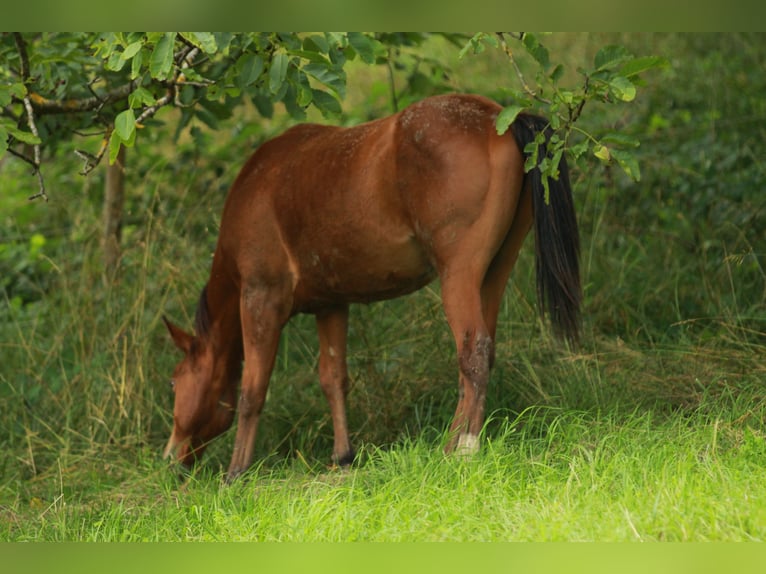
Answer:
[162,317,237,467]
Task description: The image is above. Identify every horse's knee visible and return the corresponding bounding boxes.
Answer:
[238,386,266,419]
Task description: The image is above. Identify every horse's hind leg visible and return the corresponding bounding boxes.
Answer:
[226,281,291,481]
[440,271,493,455]
[316,305,355,466]
[481,185,533,341]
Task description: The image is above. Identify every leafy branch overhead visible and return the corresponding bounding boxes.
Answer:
[0,32,390,198]
[462,33,666,190]
[0,32,665,201]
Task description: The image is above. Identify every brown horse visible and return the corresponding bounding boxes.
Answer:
[162,93,581,481]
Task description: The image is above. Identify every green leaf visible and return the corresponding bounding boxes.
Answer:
[495,105,524,136]
[9,83,26,99]
[128,87,156,109]
[130,49,143,79]
[108,130,122,164]
[549,63,565,83]
[594,44,631,71]
[601,132,640,148]
[251,91,274,118]
[459,33,488,59]
[213,33,234,53]
[559,90,574,104]
[522,33,549,69]
[282,84,307,121]
[549,147,564,180]
[593,144,611,162]
[8,125,41,145]
[611,148,641,181]
[0,83,27,107]
[150,32,176,80]
[121,41,143,61]
[114,109,136,141]
[569,139,589,160]
[189,32,218,54]
[194,107,220,130]
[311,89,342,119]
[609,76,636,102]
[347,32,376,64]
[325,32,346,48]
[620,56,668,78]
[235,53,264,88]
[303,63,346,98]
[541,171,551,204]
[269,52,289,95]
[303,34,329,54]
[106,49,127,72]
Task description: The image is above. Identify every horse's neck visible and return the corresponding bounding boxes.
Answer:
[205,271,243,362]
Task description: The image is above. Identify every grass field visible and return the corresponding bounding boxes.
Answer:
[1,33,765,542]
[4,386,766,541]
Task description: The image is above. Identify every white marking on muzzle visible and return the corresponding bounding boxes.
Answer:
[163,429,181,459]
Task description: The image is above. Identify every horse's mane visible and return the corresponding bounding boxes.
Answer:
[194,284,212,339]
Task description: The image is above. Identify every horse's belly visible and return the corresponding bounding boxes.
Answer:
[293,231,436,306]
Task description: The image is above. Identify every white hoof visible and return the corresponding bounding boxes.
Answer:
[455,433,480,456]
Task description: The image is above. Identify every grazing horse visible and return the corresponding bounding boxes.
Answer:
[163,93,581,481]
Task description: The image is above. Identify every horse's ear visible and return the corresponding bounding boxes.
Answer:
[163,316,194,354]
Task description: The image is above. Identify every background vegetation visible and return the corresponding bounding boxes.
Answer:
[1,33,765,541]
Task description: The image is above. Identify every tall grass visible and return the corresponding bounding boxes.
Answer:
[1,33,765,541]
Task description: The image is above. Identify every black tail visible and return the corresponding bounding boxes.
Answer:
[511,114,581,345]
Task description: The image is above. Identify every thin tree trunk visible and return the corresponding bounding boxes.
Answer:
[103,146,126,278]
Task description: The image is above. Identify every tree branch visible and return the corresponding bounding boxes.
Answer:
[138,47,201,122]
[15,32,31,78]
[496,32,552,106]
[14,33,47,201]
[11,37,203,187]
[135,90,174,125]
[75,130,110,176]
[27,81,137,115]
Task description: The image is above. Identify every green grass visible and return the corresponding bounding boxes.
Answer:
[5,397,766,541]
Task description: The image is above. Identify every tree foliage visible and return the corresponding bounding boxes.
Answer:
[1,32,391,199]
[462,33,665,195]
[1,32,664,202]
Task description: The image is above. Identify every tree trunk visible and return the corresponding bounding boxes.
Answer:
[103,146,126,278]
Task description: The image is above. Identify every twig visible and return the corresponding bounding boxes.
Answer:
[15,32,31,80]
[75,131,110,176]
[14,33,47,202]
[569,75,589,124]
[6,146,37,168]
[496,32,552,106]
[135,90,174,125]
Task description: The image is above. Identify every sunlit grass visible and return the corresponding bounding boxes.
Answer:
[5,400,766,541]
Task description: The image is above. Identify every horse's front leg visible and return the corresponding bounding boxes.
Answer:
[226,282,291,482]
[316,305,355,466]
